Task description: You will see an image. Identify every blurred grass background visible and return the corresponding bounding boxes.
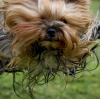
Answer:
[0,0,100,99]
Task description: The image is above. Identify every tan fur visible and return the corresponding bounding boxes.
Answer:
[2,0,93,68]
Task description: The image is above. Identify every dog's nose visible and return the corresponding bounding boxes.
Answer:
[47,28,56,39]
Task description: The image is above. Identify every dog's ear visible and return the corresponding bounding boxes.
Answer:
[4,0,37,28]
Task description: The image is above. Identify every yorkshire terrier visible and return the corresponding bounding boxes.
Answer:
[0,0,100,84]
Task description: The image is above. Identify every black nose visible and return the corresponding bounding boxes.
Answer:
[47,28,56,39]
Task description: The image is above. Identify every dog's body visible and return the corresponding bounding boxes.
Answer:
[0,0,100,82]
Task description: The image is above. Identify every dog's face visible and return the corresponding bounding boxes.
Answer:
[5,0,90,50]
[4,0,91,73]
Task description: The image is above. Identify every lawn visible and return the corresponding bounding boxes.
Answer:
[0,0,100,99]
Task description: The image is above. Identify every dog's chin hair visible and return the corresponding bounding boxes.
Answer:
[9,41,88,85]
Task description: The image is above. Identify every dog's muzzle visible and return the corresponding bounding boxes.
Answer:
[44,21,64,40]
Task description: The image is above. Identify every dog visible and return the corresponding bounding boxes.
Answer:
[0,0,100,84]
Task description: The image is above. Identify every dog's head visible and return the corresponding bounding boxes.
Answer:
[3,0,92,77]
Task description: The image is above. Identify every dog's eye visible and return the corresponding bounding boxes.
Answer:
[60,18,67,24]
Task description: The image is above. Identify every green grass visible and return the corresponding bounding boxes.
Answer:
[0,0,100,99]
[91,0,100,13]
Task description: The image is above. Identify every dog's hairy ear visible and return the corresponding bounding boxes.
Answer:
[4,0,37,28]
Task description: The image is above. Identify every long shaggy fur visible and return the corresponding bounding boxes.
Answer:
[0,0,100,86]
